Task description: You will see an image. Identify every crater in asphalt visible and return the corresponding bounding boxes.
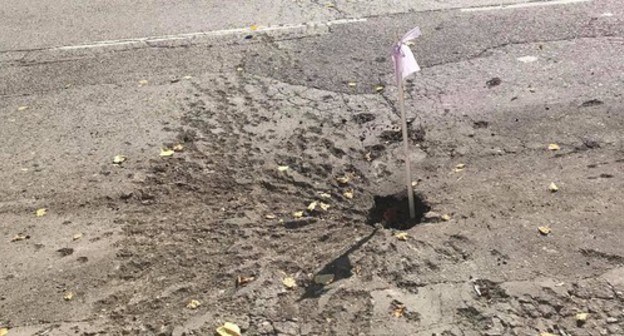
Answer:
[366,192,430,230]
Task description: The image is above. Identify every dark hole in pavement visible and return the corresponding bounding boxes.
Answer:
[366,192,430,230]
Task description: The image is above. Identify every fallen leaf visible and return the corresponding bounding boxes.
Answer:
[173,144,184,152]
[538,226,552,235]
[160,148,175,157]
[374,84,385,93]
[11,234,30,242]
[236,275,255,287]
[282,277,297,289]
[392,305,406,318]
[395,232,409,241]
[325,3,335,8]
[454,163,466,172]
[539,333,557,336]
[575,312,589,322]
[343,190,354,199]
[548,182,559,192]
[35,208,47,217]
[186,299,201,309]
[319,202,330,211]
[411,181,418,187]
[250,24,258,31]
[548,143,560,151]
[336,175,350,184]
[347,81,356,88]
[277,165,289,172]
[216,322,241,336]
[236,66,244,72]
[183,75,193,80]
[265,214,276,219]
[138,79,148,86]
[318,192,331,198]
[406,41,415,47]
[0,327,8,336]
[112,155,127,164]
[314,273,334,285]
[307,201,318,211]
[63,291,74,301]
[72,233,83,241]
[18,106,28,111]
[292,211,304,218]
[365,152,372,161]
[441,214,451,222]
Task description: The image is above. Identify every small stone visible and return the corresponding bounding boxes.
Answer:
[424,211,442,222]
[606,317,619,324]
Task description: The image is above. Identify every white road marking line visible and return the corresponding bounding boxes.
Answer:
[461,0,591,12]
[51,18,367,51]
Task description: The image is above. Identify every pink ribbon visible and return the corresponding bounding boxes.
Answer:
[391,27,422,85]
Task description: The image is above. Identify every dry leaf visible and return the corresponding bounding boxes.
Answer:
[325,3,335,8]
[277,165,289,172]
[237,275,255,287]
[406,41,415,46]
[395,232,409,241]
[539,333,557,336]
[282,277,297,289]
[160,148,175,157]
[336,175,350,184]
[364,152,372,161]
[265,214,276,219]
[11,234,30,242]
[250,24,258,31]
[575,312,589,322]
[292,211,304,218]
[347,81,356,88]
[113,155,127,164]
[35,208,47,217]
[538,226,551,235]
[313,273,334,285]
[138,79,148,86]
[307,201,318,211]
[319,202,330,211]
[454,163,466,172]
[63,291,74,301]
[374,84,385,93]
[186,299,201,309]
[548,143,560,151]
[411,181,418,187]
[72,233,83,241]
[18,106,28,111]
[392,305,406,318]
[441,214,451,221]
[216,322,241,336]
[173,144,184,152]
[343,190,354,199]
[0,327,7,336]
[236,66,244,72]
[318,192,331,198]
[548,182,559,192]
[183,75,193,80]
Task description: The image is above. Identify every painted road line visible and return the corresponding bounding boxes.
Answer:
[461,0,591,12]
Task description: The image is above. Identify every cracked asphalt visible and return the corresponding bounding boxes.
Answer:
[1,0,623,335]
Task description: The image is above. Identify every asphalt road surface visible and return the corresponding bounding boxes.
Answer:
[1,0,623,335]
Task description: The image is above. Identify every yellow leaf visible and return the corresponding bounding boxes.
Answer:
[216,322,241,336]
[282,277,297,289]
[307,201,318,211]
[250,24,258,31]
[314,273,334,285]
[343,190,354,199]
[186,299,201,309]
[265,214,276,219]
[374,84,385,93]
[277,165,289,172]
[548,182,559,192]
[539,333,557,336]
[72,233,83,241]
[393,305,406,318]
[236,275,255,287]
[160,148,175,157]
[63,291,74,301]
[441,214,451,221]
[11,234,29,242]
[173,144,184,152]
[183,75,193,80]
[113,155,127,164]
[336,175,350,184]
[538,226,551,235]
[395,232,409,241]
[18,106,28,111]
[293,211,304,218]
[138,79,148,86]
[0,327,8,336]
[319,202,330,211]
[35,208,47,217]
[575,312,589,322]
[548,143,560,151]
[454,163,466,172]
[318,192,331,198]
[347,81,356,88]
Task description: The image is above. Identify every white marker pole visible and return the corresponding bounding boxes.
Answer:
[398,80,416,219]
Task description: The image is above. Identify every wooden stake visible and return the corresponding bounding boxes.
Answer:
[398,80,416,219]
